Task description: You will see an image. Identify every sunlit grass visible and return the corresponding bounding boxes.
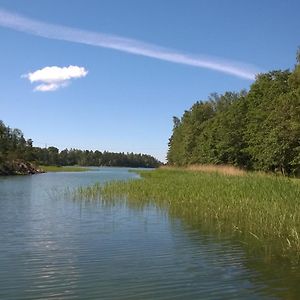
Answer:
[161,164,246,176]
[77,168,300,263]
[41,165,91,172]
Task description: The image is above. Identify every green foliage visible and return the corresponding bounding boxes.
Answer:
[168,100,216,165]
[168,51,300,175]
[0,120,32,163]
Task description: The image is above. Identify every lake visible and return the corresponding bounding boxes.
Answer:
[0,167,299,299]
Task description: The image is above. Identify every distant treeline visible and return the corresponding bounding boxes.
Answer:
[0,121,161,169]
[168,50,300,175]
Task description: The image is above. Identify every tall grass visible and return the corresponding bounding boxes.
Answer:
[77,168,300,263]
[161,164,246,176]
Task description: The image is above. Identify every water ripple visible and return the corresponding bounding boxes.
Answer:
[1,169,300,299]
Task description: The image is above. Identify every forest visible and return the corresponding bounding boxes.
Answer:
[167,50,300,176]
[0,120,161,173]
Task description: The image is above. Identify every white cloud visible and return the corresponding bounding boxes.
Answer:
[23,65,88,92]
[0,8,261,80]
[34,82,68,92]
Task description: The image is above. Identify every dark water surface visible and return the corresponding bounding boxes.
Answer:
[0,168,299,299]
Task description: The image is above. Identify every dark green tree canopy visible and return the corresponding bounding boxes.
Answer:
[167,51,300,175]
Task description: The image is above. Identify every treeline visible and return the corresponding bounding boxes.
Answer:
[31,147,161,168]
[168,51,300,175]
[0,121,161,169]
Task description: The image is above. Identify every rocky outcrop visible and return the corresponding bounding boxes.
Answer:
[0,160,45,175]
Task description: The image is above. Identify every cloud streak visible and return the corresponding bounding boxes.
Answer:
[0,8,260,80]
[23,65,88,91]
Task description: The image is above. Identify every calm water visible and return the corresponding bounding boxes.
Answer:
[0,168,299,299]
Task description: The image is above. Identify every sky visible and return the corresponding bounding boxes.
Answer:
[0,0,299,162]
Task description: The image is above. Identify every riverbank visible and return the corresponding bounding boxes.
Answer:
[0,161,91,175]
[78,167,300,264]
[40,165,91,172]
[0,160,44,175]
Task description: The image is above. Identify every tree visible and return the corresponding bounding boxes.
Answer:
[167,49,300,175]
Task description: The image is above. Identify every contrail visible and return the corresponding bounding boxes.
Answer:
[0,8,260,80]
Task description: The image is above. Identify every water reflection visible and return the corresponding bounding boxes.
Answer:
[76,188,300,299]
[0,169,299,299]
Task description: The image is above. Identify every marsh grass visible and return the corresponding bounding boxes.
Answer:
[41,165,91,172]
[161,164,246,176]
[186,164,246,176]
[77,168,300,263]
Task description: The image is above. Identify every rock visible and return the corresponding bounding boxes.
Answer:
[0,160,45,176]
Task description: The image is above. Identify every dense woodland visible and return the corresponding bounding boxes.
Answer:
[0,121,161,172]
[168,51,300,176]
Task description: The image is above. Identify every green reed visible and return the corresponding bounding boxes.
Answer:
[77,168,300,263]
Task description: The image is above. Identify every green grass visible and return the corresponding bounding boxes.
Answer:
[41,165,91,172]
[77,168,300,263]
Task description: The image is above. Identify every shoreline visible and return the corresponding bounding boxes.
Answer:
[0,160,44,176]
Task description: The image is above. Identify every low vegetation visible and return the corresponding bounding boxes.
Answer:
[161,164,246,176]
[40,165,91,172]
[77,167,300,264]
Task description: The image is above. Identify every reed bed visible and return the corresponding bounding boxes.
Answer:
[160,164,246,176]
[77,168,300,263]
[186,164,246,176]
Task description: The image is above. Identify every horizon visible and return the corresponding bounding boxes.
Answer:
[1,0,299,162]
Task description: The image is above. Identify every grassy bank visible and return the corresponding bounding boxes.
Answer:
[78,168,300,263]
[41,165,91,172]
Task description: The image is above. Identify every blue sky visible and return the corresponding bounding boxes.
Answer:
[0,0,299,162]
